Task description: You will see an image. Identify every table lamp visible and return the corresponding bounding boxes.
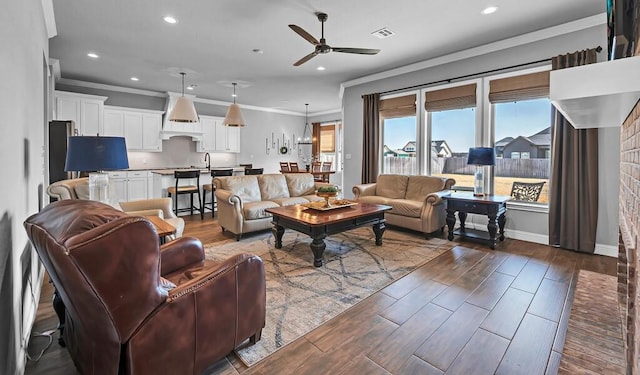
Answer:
[467,147,496,197]
[64,136,129,202]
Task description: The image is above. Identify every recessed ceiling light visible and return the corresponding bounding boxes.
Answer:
[481,6,498,15]
[163,16,177,24]
[317,66,326,71]
[87,52,99,58]
[186,85,196,90]
[231,93,237,98]
[130,77,139,81]
[252,49,264,54]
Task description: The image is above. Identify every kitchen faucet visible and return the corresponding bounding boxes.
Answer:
[204,152,210,171]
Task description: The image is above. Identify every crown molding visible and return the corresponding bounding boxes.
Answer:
[339,13,606,97]
[58,78,167,97]
[56,78,334,117]
[309,108,342,117]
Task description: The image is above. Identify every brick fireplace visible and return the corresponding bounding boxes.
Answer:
[619,99,640,373]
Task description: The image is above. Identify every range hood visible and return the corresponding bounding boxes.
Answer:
[550,55,640,129]
[162,91,203,140]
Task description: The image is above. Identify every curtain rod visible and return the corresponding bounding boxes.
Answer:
[376,45,602,96]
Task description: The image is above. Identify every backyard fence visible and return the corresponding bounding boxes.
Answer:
[384,156,550,179]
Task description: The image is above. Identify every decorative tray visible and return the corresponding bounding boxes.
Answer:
[301,200,357,211]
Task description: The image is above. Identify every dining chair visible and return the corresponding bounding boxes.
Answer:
[280,162,290,172]
[289,162,300,172]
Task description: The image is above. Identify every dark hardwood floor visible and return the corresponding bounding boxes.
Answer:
[25,213,620,375]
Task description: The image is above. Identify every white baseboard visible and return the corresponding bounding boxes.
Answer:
[463,223,617,258]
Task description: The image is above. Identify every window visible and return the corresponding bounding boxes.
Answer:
[378,67,552,206]
[490,70,551,203]
[425,83,478,189]
[380,93,418,175]
[316,121,341,169]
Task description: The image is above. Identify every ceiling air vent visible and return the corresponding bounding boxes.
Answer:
[371,27,395,39]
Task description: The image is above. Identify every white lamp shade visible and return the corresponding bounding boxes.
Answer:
[223,103,246,127]
[169,96,199,123]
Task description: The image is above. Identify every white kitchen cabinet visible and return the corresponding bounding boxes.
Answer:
[197,116,220,152]
[108,171,151,202]
[103,106,163,152]
[54,91,107,136]
[214,120,241,153]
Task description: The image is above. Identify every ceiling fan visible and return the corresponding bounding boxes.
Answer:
[289,12,380,66]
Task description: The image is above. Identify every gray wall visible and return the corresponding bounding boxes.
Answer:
[342,25,619,249]
[0,0,50,373]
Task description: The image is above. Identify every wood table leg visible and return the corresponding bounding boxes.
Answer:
[498,212,506,241]
[310,235,327,267]
[487,214,498,250]
[372,222,386,246]
[446,209,456,241]
[272,224,285,249]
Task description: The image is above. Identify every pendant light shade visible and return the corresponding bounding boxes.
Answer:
[169,72,199,123]
[298,104,312,145]
[223,82,246,127]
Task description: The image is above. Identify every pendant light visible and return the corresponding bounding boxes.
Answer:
[223,82,246,127]
[169,72,199,123]
[297,104,312,145]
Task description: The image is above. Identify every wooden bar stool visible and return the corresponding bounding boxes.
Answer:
[202,169,233,217]
[167,170,203,218]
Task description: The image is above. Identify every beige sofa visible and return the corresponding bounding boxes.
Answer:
[213,173,328,240]
[47,177,185,238]
[352,174,455,238]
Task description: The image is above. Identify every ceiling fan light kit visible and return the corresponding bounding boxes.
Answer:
[169,72,199,123]
[223,82,246,127]
[289,12,380,66]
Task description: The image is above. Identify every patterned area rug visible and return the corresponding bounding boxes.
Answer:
[203,227,453,366]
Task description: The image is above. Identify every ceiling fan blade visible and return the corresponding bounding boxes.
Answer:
[293,51,318,66]
[332,47,381,55]
[289,25,319,46]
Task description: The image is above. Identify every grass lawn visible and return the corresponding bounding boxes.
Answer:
[436,174,549,203]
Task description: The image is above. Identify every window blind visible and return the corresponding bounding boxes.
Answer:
[488,71,550,103]
[379,94,416,119]
[424,83,477,112]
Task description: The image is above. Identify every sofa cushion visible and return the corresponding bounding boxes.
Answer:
[285,173,316,197]
[75,183,90,200]
[376,175,409,199]
[219,176,261,203]
[272,197,309,207]
[388,199,423,218]
[405,176,446,201]
[357,196,394,206]
[258,174,290,200]
[243,201,279,220]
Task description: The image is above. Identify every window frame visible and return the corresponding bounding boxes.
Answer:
[379,90,421,174]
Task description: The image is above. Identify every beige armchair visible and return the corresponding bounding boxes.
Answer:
[46,178,185,238]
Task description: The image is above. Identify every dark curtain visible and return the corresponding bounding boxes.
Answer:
[311,122,320,158]
[548,48,599,253]
[362,93,380,183]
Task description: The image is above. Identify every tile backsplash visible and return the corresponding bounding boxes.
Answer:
[126,136,237,169]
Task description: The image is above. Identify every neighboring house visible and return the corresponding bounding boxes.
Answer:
[502,127,551,159]
[495,136,514,157]
[382,145,411,157]
[431,140,452,157]
[402,141,416,154]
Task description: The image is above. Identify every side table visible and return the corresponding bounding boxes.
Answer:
[443,193,510,249]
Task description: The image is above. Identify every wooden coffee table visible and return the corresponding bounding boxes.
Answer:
[265,203,391,267]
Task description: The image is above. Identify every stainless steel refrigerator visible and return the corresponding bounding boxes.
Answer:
[48,120,76,184]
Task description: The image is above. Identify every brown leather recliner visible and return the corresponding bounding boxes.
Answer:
[24,200,266,374]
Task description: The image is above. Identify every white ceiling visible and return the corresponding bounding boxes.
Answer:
[49,0,605,114]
